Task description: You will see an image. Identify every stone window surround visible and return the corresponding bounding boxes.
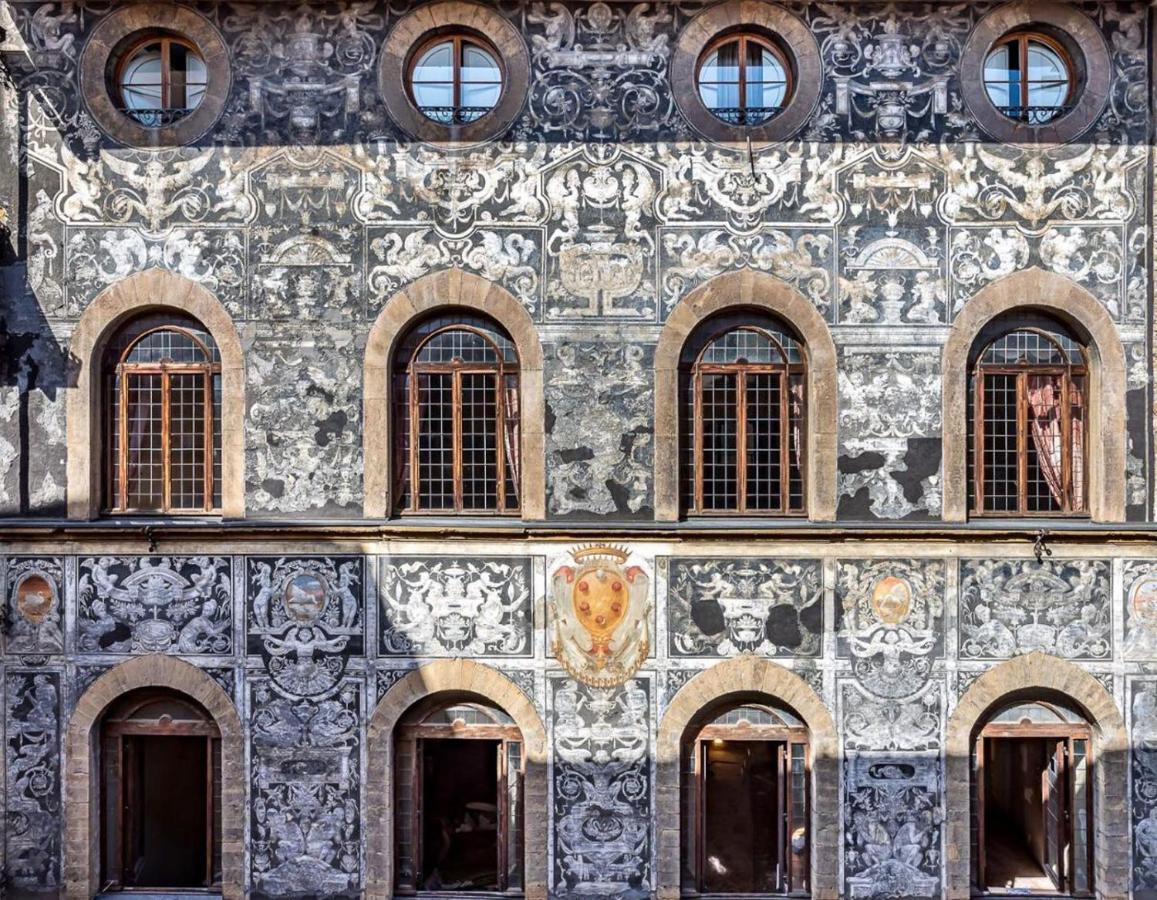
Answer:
[670,0,823,145]
[945,652,1128,899]
[959,0,1112,145]
[654,269,839,522]
[363,268,546,520]
[656,657,840,900]
[365,660,549,900]
[78,2,232,147]
[941,267,1126,523]
[63,655,245,900]
[65,268,247,520]
[378,0,531,146]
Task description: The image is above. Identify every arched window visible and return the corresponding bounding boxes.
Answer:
[680,313,806,515]
[395,699,524,893]
[681,702,809,894]
[393,313,520,515]
[408,33,504,125]
[696,32,792,126]
[99,688,222,891]
[968,317,1087,516]
[115,33,209,127]
[973,698,1092,894]
[983,31,1073,125]
[103,313,221,514]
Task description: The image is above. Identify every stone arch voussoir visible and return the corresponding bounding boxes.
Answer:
[944,652,1127,899]
[365,660,548,900]
[655,657,839,899]
[63,655,244,900]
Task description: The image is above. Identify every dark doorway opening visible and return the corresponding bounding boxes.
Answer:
[123,735,209,887]
[973,700,1092,897]
[421,739,501,890]
[702,740,781,893]
[681,702,810,896]
[99,688,222,893]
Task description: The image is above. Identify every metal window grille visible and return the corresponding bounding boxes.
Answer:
[394,315,520,514]
[681,319,806,515]
[104,315,221,514]
[968,324,1087,516]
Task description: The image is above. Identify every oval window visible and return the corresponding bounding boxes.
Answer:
[409,35,503,125]
[116,34,208,127]
[696,33,791,127]
[983,32,1073,125]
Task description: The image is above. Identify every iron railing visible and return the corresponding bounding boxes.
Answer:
[119,107,194,127]
[706,106,782,126]
[996,105,1071,125]
[418,106,493,125]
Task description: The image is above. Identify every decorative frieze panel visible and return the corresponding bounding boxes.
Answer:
[250,677,362,898]
[1133,680,1157,894]
[551,676,651,895]
[836,560,945,698]
[4,669,62,893]
[1124,561,1157,660]
[378,557,533,657]
[959,559,1111,661]
[248,556,363,700]
[76,556,234,655]
[5,557,64,655]
[665,557,822,657]
[841,680,942,753]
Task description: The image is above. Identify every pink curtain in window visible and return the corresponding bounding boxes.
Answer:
[503,375,521,505]
[790,377,805,471]
[1027,374,1083,510]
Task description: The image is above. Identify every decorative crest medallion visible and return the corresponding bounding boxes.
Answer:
[550,545,650,687]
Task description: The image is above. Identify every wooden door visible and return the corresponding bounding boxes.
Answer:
[1043,738,1067,891]
[776,743,788,893]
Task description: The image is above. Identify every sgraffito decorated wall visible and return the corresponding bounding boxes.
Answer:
[0,1,1156,898]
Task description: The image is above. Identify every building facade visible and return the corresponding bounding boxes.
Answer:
[0,1,1155,898]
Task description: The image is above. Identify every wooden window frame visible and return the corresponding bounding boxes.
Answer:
[104,325,220,515]
[984,31,1075,124]
[114,34,206,120]
[973,706,1094,897]
[969,326,1088,518]
[681,710,810,897]
[686,324,807,516]
[695,32,794,126]
[406,32,505,125]
[396,323,520,516]
[99,691,222,894]
[394,705,525,896]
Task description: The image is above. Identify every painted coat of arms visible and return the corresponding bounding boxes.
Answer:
[550,546,650,687]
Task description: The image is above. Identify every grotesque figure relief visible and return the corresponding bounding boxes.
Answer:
[5,558,64,654]
[666,558,821,657]
[5,670,62,892]
[837,561,944,698]
[250,678,361,897]
[248,557,362,700]
[550,546,650,688]
[844,756,941,898]
[379,557,532,657]
[959,559,1111,661]
[842,681,941,752]
[552,677,650,894]
[1133,683,1157,891]
[77,556,233,654]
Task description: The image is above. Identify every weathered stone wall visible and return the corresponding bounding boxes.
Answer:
[0,1,1155,899]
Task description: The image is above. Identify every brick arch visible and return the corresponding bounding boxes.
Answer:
[655,657,839,899]
[364,268,545,519]
[945,652,1128,899]
[941,267,1126,522]
[63,655,244,900]
[365,660,549,900]
[654,270,837,521]
[66,268,246,519]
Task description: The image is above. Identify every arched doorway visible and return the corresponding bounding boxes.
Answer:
[394,698,524,894]
[681,701,810,895]
[972,697,1093,896]
[98,688,222,892]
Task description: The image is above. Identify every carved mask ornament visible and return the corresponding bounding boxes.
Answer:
[551,545,650,687]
